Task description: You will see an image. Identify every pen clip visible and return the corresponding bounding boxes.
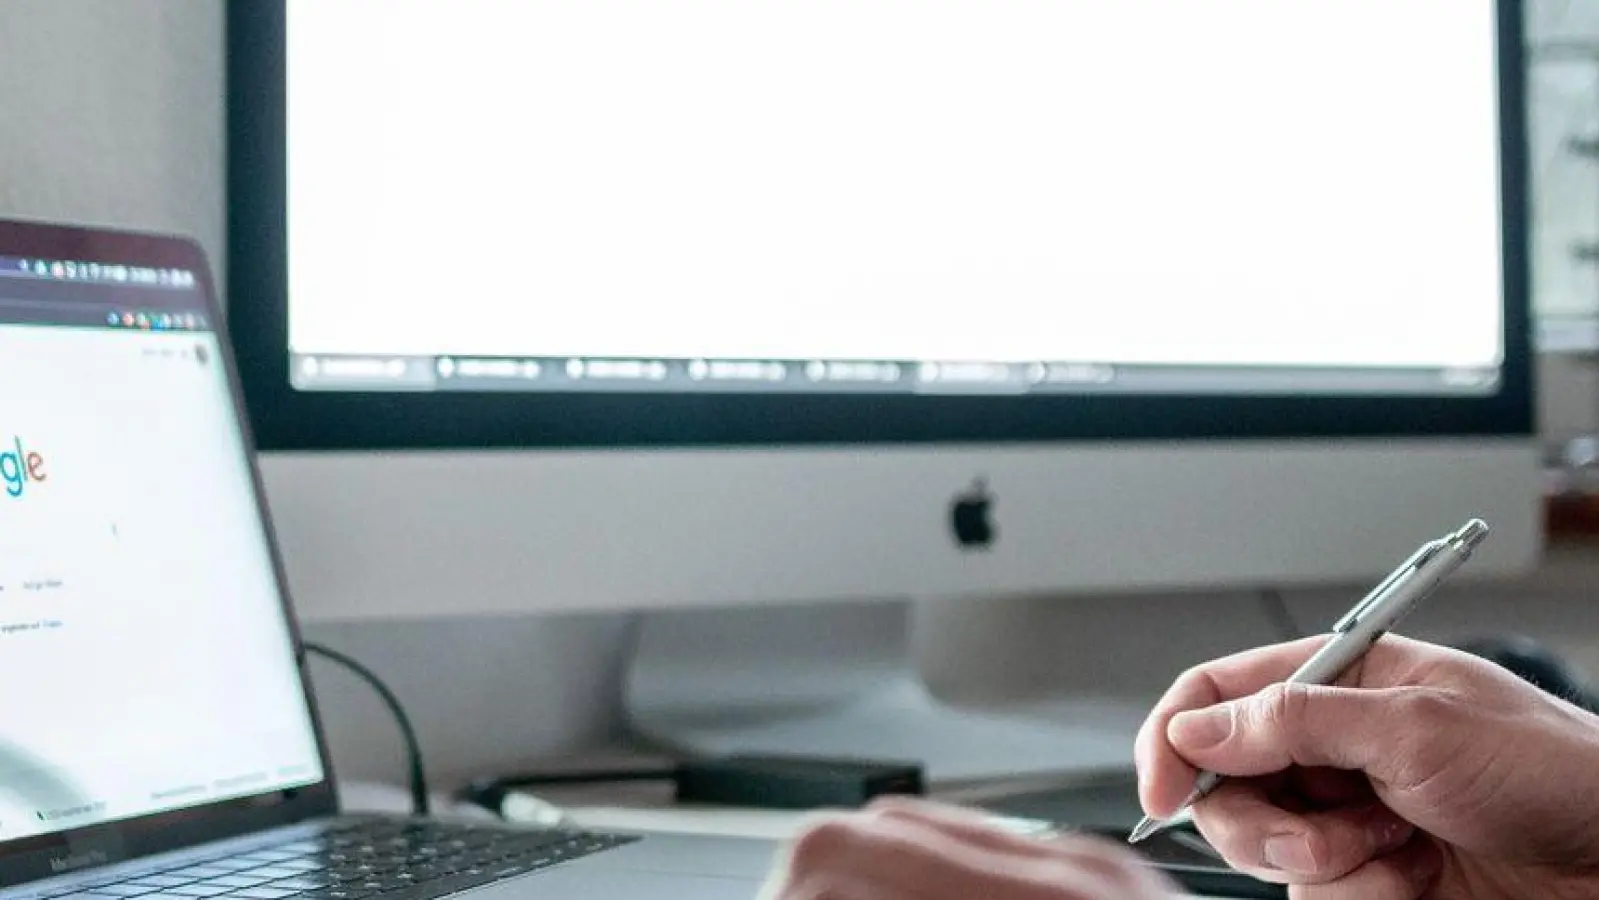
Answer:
[1332,540,1442,633]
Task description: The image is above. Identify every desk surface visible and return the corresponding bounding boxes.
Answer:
[342,778,1242,898]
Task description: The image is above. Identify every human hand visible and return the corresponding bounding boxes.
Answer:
[758,797,1180,900]
[1136,633,1599,899]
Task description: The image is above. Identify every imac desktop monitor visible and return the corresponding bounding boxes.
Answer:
[228,0,1540,776]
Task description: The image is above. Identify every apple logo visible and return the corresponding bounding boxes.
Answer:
[950,478,996,549]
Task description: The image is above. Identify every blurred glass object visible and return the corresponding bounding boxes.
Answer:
[1530,49,1599,353]
[1529,0,1599,351]
[1528,2,1599,532]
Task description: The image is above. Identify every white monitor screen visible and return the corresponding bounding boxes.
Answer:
[286,0,1507,396]
[0,258,324,838]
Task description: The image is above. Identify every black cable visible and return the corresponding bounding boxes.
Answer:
[302,642,431,817]
[1257,588,1303,642]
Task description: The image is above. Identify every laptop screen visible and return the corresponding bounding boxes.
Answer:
[0,253,325,840]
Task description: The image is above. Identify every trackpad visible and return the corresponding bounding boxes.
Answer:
[497,868,763,900]
[597,832,779,879]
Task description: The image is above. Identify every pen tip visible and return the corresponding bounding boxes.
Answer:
[1128,817,1162,844]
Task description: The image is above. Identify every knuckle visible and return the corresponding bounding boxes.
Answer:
[787,817,857,870]
[1257,682,1313,735]
[780,875,851,900]
[1171,665,1219,705]
[861,795,913,817]
[1396,688,1459,732]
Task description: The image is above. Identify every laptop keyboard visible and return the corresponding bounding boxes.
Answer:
[41,819,639,900]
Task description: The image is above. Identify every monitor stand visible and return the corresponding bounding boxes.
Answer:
[623,599,1147,784]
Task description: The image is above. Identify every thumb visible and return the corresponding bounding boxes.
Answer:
[1168,683,1435,782]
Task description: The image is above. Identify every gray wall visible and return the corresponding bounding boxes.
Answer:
[4,0,1599,788]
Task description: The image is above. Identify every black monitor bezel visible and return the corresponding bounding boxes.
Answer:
[228,0,1533,451]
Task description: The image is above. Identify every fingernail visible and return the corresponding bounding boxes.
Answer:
[1263,834,1317,875]
[1169,707,1232,750]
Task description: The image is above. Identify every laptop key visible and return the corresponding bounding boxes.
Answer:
[235,868,302,881]
[81,886,160,898]
[330,866,380,881]
[204,861,262,875]
[266,877,333,892]
[120,884,195,894]
[160,886,232,898]
[166,868,235,881]
[272,861,322,874]
[223,855,288,870]
[398,865,445,883]
[198,876,274,889]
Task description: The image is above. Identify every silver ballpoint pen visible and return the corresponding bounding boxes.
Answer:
[1128,518,1492,845]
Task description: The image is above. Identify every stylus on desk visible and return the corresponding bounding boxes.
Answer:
[1129,518,1491,845]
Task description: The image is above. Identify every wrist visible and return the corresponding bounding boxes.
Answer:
[1523,704,1599,879]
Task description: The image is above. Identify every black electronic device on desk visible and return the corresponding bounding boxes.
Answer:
[981,782,1284,898]
[1101,825,1286,900]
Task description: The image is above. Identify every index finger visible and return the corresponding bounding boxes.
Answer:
[1136,636,1332,817]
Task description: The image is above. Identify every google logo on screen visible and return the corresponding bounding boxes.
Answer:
[0,438,47,499]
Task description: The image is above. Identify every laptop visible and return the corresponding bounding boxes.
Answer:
[0,218,778,899]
